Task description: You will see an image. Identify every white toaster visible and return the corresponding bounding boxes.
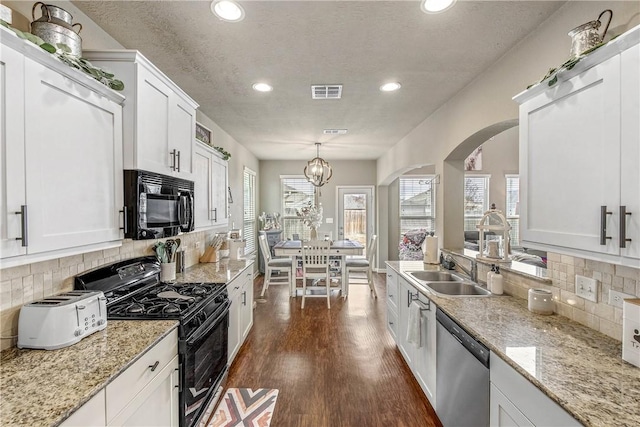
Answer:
[18,290,107,350]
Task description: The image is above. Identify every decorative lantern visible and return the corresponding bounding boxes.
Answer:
[476,205,511,263]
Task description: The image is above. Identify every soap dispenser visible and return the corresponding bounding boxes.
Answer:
[492,266,504,295]
[486,264,496,292]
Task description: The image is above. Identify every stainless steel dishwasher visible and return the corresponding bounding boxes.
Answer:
[436,308,490,427]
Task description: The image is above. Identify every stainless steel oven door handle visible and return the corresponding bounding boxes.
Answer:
[186,300,231,346]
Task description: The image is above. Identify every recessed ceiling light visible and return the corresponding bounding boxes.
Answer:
[420,0,456,13]
[380,82,402,92]
[421,0,456,14]
[211,0,245,22]
[252,82,273,92]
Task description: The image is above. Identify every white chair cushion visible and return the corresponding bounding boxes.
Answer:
[268,258,292,268]
[345,258,370,268]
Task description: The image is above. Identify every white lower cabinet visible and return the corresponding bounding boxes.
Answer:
[490,353,581,427]
[60,329,179,427]
[60,390,106,427]
[386,270,399,342]
[390,271,437,407]
[228,262,255,364]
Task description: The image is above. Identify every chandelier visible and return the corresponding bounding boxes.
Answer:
[304,143,332,187]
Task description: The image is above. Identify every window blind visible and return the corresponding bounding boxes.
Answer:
[243,168,257,254]
[399,176,436,237]
[505,175,520,246]
[281,176,316,240]
[464,175,490,231]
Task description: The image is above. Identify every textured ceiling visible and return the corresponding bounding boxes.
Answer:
[73,1,565,160]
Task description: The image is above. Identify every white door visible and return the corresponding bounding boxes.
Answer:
[337,186,374,253]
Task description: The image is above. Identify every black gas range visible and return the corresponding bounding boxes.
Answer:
[75,256,229,427]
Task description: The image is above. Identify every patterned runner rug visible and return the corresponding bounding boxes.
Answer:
[206,388,279,427]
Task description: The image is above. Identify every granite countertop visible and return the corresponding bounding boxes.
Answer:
[175,258,254,284]
[0,320,178,427]
[387,261,640,427]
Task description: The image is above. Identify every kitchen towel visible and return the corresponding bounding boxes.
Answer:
[424,235,439,264]
[406,301,422,348]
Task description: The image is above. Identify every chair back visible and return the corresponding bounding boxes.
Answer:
[258,234,272,264]
[367,235,378,265]
[302,240,331,268]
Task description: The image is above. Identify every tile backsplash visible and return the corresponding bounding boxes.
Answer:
[448,252,639,342]
[0,230,223,351]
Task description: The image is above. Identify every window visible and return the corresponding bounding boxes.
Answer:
[281,176,315,240]
[399,176,436,237]
[243,167,257,254]
[506,175,520,246]
[464,175,490,231]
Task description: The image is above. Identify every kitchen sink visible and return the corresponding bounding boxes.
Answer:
[423,281,491,297]
[407,270,491,297]
[409,271,464,282]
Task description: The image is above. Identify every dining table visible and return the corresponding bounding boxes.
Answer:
[273,239,365,297]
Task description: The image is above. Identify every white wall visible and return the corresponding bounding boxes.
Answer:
[259,158,377,239]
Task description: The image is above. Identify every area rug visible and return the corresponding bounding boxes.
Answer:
[207,388,279,427]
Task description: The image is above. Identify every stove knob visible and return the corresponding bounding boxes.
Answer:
[74,329,84,337]
[96,319,105,326]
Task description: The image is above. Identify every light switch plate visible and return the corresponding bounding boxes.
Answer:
[575,275,599,302]
[326,218,333,224]
[608,290,636,308]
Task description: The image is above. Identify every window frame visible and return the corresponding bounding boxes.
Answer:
[399,175,437,237]
[464,174,491,232]
[505,174,520,246]
[281,175,316,240]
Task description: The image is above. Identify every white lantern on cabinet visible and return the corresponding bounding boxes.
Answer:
[476,205,511,263]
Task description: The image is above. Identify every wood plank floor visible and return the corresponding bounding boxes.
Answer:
[225,273,442,427]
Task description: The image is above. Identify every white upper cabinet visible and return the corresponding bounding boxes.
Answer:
[194,142,228,229]
[1,29,125,263]
[83,50,198,180]
[514,26,640,266]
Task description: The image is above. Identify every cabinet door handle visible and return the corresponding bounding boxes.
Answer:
[170,149,178,171]
[14,205,28,247]
[242,291,246,306]
[211,208,217,222]
[176,150,181,172]
[600,206,613,245]
[620,206,632,248]
[119,207,128,234]
[148,361,160,372]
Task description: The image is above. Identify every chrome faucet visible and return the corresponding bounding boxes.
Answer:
[455,258,478,282]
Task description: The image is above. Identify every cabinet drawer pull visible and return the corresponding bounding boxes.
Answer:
[600,206,613,245]
[389,321,394,325]
[14,205,28,247]
[148,361,160,372]
[620,206,632,248]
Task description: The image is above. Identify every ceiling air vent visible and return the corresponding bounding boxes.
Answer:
[311,84,342,99]
[323,129,348,135]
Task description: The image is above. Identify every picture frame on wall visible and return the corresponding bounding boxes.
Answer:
[195,122,212,146]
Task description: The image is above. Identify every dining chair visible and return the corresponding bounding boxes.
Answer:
[258,234,292,297]
[345,234,378,297]
[301,240,332,309]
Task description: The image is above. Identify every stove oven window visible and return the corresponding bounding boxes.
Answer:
[183,310,229,427]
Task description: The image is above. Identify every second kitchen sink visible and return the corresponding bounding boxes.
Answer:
[408,271,464,282]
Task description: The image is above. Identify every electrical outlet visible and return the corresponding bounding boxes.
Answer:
[608,290,636,308]
[575,275,599,302]
[195,241,201,249]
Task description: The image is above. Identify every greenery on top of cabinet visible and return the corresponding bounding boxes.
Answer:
[1,20,124,91]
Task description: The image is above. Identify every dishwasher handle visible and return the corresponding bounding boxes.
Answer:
[436,308,490,368]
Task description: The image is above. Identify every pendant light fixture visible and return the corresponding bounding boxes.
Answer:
[304,143,332,187]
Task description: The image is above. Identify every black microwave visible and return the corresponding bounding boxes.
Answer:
[123,170,194,240]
